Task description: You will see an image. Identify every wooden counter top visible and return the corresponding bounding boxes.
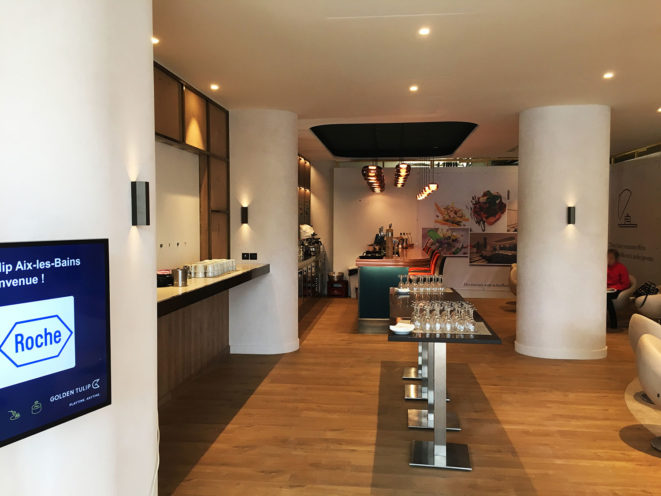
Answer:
[157,263,269,317]
[355,248,429,268]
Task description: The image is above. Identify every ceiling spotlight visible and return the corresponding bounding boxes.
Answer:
[418,27,430,36]
[151,37,160,45]
[602,71,614,79]
[409,85,419,92]
[210,83,220,91]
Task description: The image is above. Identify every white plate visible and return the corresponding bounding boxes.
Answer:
[390,323,414,335]
[395,288,410,294]
[607,288,617,293]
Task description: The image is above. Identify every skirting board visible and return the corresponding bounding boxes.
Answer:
[515,340,607,360]
[230,338,300,355]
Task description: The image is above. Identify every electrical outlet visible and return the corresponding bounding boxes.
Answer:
[242,253,249,260]
[249,253,257,260]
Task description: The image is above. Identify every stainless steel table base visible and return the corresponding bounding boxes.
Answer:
[407,409,460,431]
[404,384,450,402]
[402,366,422,380]
[410,440,472,471]
[404,383,427,400]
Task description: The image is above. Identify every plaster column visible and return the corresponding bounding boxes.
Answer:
[516,105,611,359]
[229,109,299,354]
[0,1,157,495]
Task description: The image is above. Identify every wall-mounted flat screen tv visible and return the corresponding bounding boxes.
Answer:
[0,239,110,447]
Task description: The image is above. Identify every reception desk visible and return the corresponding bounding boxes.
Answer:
[157,263,269,402]
[355,249,429,333]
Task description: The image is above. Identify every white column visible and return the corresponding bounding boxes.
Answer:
[0,1,157,495]
[229,109,299,354]
[515,105,611,359]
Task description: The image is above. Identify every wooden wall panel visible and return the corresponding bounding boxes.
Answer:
[210,211,229,259]
[157,291,229,402]
[199,155,210,260]
[209,157,228,212]
[184,88,207,150]
[154,67,182,140]
[209,104,228,158]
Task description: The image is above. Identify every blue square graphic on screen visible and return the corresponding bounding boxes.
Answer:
[0,239,110,447]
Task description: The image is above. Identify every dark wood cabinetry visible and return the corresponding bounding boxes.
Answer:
[154,62,230,259]
[298,156,311,225]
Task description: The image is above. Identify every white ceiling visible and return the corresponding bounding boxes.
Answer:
[153,0,661,160]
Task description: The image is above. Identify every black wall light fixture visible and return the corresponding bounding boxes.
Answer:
[241,206,249,224]
[567,206,576,225]
[131,181,150,226]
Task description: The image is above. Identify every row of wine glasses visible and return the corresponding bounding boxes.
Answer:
[410,301,477,334]
[398,274,445,293]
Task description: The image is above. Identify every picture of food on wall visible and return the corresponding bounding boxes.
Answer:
[422,227,470,256]
[469,190,507,231]
[470,232,517,266]
[434,202,469,227]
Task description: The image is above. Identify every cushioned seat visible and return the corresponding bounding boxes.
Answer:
[612,274,636,313]
[628,314,661,351]
[635,333,661,451]
[634,287,661,321]
[509,263,517,296]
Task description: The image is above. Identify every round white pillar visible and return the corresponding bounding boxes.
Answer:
[229,109,299,354]
[515,105,611,359]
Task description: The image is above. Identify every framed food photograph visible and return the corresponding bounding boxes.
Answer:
[421,227,470,257]
[469,190,507,232]
[469,232,517,266]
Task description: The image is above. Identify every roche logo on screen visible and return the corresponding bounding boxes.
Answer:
[0,296,76,390]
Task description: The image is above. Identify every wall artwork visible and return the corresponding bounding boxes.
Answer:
[468,190,507,232]
[421,227,470,256]
[470,232,517,266]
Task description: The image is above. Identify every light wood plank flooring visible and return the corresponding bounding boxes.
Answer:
[159,297,661,495]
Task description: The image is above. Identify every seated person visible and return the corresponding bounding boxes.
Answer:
[607,248,630,329]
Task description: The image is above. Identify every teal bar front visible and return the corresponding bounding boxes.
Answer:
[358,266,409,333]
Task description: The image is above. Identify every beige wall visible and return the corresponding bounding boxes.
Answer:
[310,160,335,278]
[155,141,201,269]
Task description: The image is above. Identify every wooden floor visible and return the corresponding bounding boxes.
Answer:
[159,297,661,495]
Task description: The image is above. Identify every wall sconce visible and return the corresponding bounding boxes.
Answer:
[567,206,576,225]
[241,206,249,224]
[131,181,150,226]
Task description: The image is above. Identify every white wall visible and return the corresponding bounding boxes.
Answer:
[155,141,200,269]
[333,166,517,294]
[310,160,335,287]
[609,154,661,284]
[0,2,158,495]
[229,109,299,354]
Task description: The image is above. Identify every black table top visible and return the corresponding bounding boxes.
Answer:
[387,288,502,344]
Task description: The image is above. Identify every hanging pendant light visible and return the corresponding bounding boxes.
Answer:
[394,162,411,188]
[362,164,385,193]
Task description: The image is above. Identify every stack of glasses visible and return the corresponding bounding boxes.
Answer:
[398,274,445,293]
[410,301,477,335]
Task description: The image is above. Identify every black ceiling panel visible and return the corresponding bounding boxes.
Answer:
[310,121,477,159]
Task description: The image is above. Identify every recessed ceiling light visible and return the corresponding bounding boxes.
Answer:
[602,71,614,79]
[409,85,419,92]
[418,27,430,36]
[210,83,220,91]
[151,37,160,45]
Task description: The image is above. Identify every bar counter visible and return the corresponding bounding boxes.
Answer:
[157,263,270,317]
[355,247,429,267]
[355,248,430,333]
[157,262,269,402]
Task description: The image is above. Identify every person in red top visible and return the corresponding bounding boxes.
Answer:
[607,248,630,330]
